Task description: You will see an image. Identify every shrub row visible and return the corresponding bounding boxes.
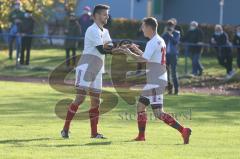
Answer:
[110,18,238,43]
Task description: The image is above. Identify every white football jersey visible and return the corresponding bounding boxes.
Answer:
[81,23,112,73]
[142,34,168,84]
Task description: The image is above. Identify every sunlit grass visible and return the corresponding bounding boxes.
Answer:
[0,81,239,159]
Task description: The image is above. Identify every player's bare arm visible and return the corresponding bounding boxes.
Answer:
[115,46,147,62]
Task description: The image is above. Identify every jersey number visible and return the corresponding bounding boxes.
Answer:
[161,47,166,65]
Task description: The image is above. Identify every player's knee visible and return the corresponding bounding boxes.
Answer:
[90,97,100,108]
[138,96,150,106]
[137,106,146,113]
[73,100,81,106]
[73,96,85,106]
[137,102,147,112]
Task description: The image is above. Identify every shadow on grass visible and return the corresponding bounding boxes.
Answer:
[0,138,54,144]
[34,141,112,148]
[83,141,112,146]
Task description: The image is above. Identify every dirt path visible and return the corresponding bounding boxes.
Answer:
[0,76,239,96]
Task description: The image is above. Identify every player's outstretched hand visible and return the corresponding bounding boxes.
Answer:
[119,47,132,55]
[111,47,127,54]
[129,44,142,55]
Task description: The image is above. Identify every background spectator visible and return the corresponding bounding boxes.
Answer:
[79,6,93,37]
[162,20,180,95]
[64,13,81,67]
[8,1,24,60]
[183,21,204,76]
[233,25,240,68]
[211,24,234,79]
[170,18,184,38]
[20,10,35,65]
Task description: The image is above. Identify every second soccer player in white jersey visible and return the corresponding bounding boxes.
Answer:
[114,17,192,144]
[61,4,113,139]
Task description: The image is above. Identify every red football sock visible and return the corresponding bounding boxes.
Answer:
[89,107,99,136]
[160,112,184,133]
[63,103,79,131]
[137,111,147,138]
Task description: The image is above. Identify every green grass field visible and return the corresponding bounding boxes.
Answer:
[0,81,240,159]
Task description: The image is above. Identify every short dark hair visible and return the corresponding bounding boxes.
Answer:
[93,4,110,16]
[143,17,158,30]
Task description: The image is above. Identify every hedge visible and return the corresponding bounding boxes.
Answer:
[110,18,238,43]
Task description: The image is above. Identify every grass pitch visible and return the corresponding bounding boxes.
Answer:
[0,81,240,159]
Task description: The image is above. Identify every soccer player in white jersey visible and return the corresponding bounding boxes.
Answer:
[61,4,113,139]
[114,17,192,144]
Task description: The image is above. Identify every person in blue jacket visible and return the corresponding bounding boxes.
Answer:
[162,20,180,95]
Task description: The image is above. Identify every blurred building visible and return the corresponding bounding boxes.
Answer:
[75,0,164,20]
[76,0,240,25]
[163,0,240,25]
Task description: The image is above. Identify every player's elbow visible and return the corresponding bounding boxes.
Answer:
[96,45,112,55]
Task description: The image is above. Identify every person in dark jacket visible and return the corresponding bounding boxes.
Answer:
[162,20,180,95]
[8,1,24,60]
[211,24,234,79]
[65,13,81,67]
[183,21,204,76]
[20,10,34,65]
[233,25,240,68]
[79,6,93,37]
